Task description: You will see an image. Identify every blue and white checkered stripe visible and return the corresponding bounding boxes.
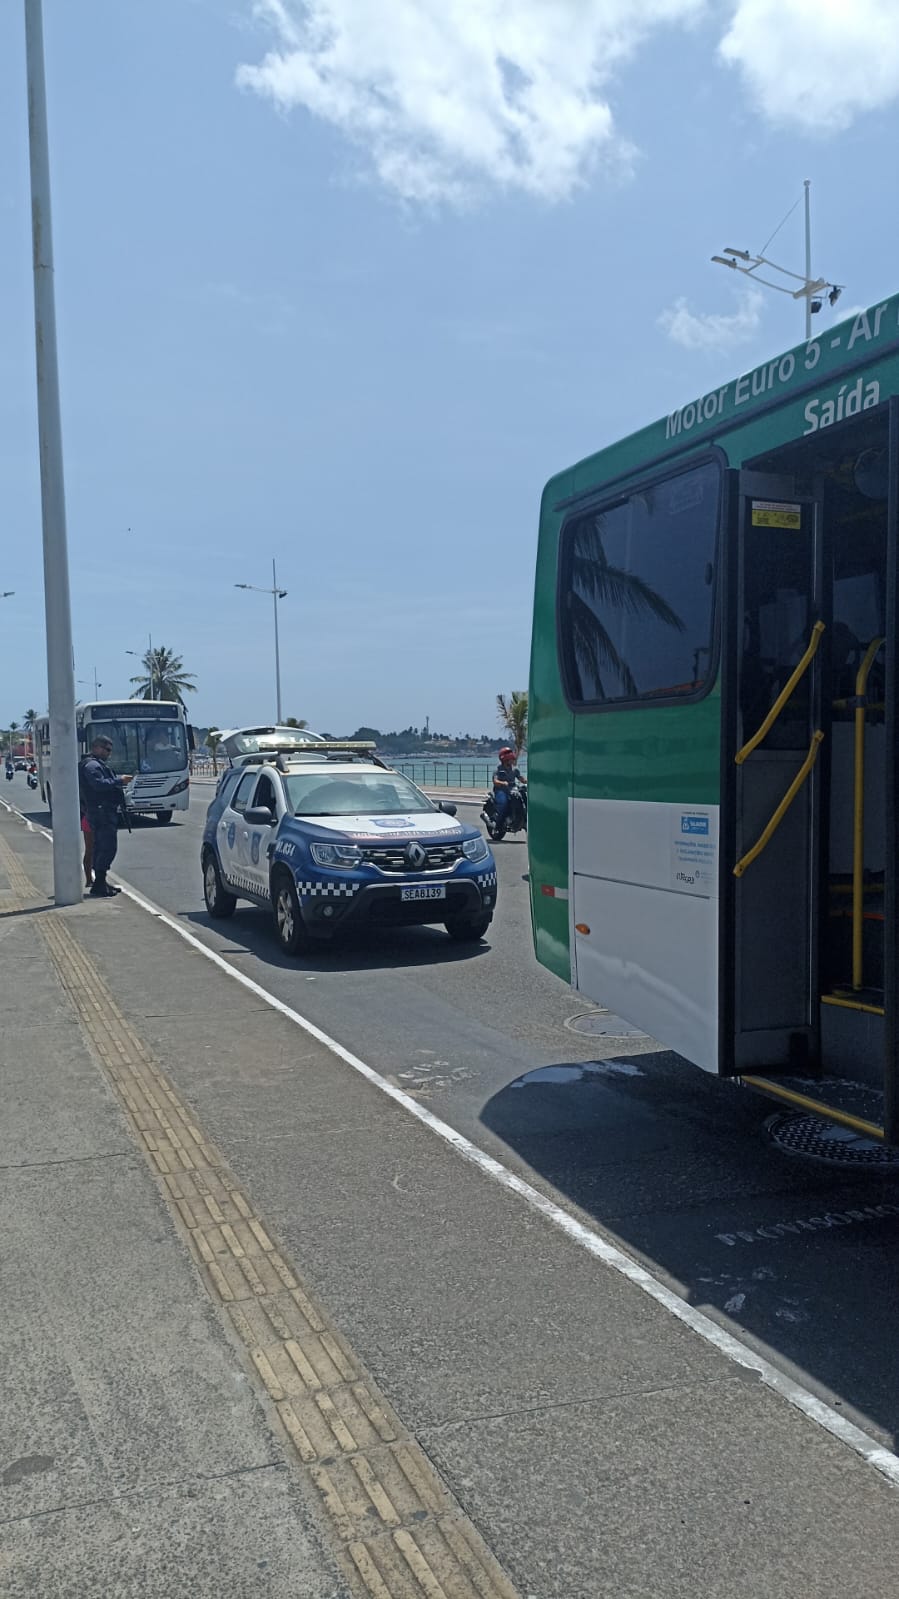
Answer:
[294,880,360,898]
[476,870,497,889]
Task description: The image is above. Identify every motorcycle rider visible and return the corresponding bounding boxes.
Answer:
[492,746,524,835]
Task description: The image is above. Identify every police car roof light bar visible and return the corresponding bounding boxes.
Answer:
[254,740,377,755]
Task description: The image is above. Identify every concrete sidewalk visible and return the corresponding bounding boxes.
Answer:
[0,829,351,1596]
[4,801,899,1598]
[0,809,515,1599]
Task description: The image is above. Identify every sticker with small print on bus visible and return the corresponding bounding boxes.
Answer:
[751,500,802,529]
[671,812,717,894]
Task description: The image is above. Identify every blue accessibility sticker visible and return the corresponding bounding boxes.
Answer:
[681,814,709,835]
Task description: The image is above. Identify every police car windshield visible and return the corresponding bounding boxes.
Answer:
[283,770,434,816]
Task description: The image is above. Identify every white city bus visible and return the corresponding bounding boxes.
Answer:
[36,699,194,824]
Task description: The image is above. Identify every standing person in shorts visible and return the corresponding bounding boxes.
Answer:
[81,807,93,888]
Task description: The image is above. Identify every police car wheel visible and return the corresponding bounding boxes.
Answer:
[203,851,236,918]
[273,872,311,955]
[444,913,492,942]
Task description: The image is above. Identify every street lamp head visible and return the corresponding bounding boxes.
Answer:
[235,583,249,589]
[277,589,287,599]
[711,255,737,268]
[829,285,843,307]
[723,247,751,260]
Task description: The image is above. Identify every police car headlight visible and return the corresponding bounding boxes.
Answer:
[310,841,362,867]
[462,835,490,863]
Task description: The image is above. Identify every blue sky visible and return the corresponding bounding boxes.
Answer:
[2,0,898,736]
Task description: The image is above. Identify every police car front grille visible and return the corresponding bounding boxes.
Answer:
[360,842,464,873]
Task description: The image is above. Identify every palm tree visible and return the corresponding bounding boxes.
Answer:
[22,708,38,756]
[567,514,684,699]
[496,692,528,753]
[130,645,196,704]
[206,727,222,775]
[284,716,308,729]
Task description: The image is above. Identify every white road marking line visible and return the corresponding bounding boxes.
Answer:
[4,793,899,1489]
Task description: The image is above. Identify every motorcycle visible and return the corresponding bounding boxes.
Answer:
[4,766,13,782]
[27,769,38,790]
[481,780,527,841]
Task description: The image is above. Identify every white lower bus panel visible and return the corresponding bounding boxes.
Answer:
[570,799,719,1074]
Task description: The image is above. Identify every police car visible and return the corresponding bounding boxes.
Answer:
[200,742,497,954]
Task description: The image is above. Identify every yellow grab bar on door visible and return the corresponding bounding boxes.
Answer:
[852,636,885,990]
[734,730,824,878]
[735,620,825,766]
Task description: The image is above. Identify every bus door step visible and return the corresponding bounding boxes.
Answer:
[738,1073,885,1142]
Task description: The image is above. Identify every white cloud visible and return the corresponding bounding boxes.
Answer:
[658,289,764,352]
[236,0,899,206]
[720,0,899,132]
[236,0,705,204]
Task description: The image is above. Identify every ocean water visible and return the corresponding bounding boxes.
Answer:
[388,755,527,790]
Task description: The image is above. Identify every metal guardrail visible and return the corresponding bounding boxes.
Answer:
[189,756,523,790]
[389,760,520,790]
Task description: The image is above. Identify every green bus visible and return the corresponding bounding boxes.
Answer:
[529,293,899,1143]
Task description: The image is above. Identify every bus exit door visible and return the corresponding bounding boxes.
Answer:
[720,471,824,1077]
[721,406,899,1144]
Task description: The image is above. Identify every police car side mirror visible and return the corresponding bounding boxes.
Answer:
[244,805,274,825]
[438,801,457,816]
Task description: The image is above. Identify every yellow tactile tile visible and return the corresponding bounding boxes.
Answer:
[0,829,520,1599]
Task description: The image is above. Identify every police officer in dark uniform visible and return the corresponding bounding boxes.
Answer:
[79,736,132,897]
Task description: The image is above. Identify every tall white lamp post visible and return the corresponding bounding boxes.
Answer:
[235,561,287,724]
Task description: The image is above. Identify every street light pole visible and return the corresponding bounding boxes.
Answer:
[126,638,155,699]
[711,184,842,340]
[804,179,812,342]
[24,0,82,905]
[235,562,288,724]
[272,559,283,724]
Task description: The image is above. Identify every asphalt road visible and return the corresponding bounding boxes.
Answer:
[11,773,899,1459]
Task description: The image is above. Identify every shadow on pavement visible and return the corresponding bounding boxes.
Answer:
[7,799,186,833]
[179,906,492,975]
[480,1051,899,1450]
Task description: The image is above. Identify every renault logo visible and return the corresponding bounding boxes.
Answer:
[405,840,428,870]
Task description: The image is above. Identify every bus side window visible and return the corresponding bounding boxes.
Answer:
[559,458,721,708]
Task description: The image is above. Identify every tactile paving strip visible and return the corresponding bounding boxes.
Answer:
[0,830,520,1599]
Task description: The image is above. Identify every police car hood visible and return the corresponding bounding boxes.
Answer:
[295,811,464,841]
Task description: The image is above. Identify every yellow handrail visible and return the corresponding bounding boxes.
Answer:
[735,620,825,766]
[852,636,885,990]
[733,730,824,878]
